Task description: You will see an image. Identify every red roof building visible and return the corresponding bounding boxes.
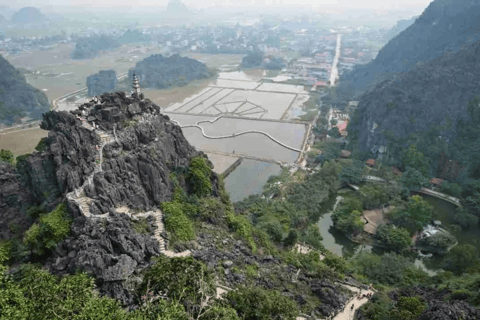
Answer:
[430,178,445,187]
[366,159,376,167]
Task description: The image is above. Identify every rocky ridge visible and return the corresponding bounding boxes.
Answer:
[349,40,480,156]
[339,0,480,98]
[1,91,213,303]
[0,54,51,125]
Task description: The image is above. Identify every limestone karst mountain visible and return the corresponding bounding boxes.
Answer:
[87,70,117,97]
[348,40,480,162]
[338,0,480,98]
[129,54,211,89]
[11,7,47,23]
[0,54,50,124]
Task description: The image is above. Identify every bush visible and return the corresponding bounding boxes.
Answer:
[417,232,457,254]
[161,201,195,242]
[225,286,298,320]
[35,138,48,152]
[130,217,150,235]
[226,211,256,252]
[283,229,298,247]
[375,225,411,252]
[0,241,12,264]
[353,253,429,287]
[23,203,72,255]
[141,256,215,317]
[389,296,426,320]
[0,149,15,166]
[187,156,212,197]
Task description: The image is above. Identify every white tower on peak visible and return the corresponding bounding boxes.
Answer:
[132,72,141,96]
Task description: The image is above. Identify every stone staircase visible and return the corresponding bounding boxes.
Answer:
[66,117,191,257]
[66,118,115,219]
[134,208,191,257]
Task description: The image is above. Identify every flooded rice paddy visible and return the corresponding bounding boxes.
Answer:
[165,113,306,163]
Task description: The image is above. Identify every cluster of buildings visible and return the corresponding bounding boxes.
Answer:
[0,34,68,56]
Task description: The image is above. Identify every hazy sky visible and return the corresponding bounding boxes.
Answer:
[6,0,433,10]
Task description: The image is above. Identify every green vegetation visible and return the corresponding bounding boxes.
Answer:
[224,286,298,320]
[353,253,429,287]
[339,159,365,184]
[0,149,15,166]
[388,196,432,234]
[23,203,72,256]
[130,217,151,235]
[417,232,457,254]
[375,225,411,252]
[443,244,480,275]
[34,137,48,153]
[161,201,195,242]
[187,156,213,197]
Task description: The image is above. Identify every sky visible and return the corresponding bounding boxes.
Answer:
[4,0,433,10]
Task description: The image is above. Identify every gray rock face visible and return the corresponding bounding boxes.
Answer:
[311,280,348,316]
[0,163,36,240]
[339,0,480,98]
[47,213,160,305]
[0,54,50,125]
[349,41,480,156]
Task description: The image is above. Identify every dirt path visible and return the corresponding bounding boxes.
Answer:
[333,285,374,320]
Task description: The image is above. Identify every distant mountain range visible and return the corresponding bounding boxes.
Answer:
[12,7,47,24]
[338,0,480,99]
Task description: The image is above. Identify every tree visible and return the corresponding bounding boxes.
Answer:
[333,209,364,236]
[161,201,195,242]
[389,296,426,320]
[389,195,432,233]
[225,286,298,320]
[375,225,411,251]
[417,232,457,254]
[141,256,216,318]
[401,145,429,176]
[443,244,479,275]
[187,156,213,197]
[283,229,298,247]
[23,203,72,256]
[399,168,428,193]
[0,149,15,166]
[340,159,365,184]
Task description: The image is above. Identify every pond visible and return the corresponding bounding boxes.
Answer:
[314,190,476,275]
[224,159,281,202]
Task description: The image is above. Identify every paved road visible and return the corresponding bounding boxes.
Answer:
[329,34,342,87]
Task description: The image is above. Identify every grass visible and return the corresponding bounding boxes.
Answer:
[299,110,318,122]
[0,128,48,157]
